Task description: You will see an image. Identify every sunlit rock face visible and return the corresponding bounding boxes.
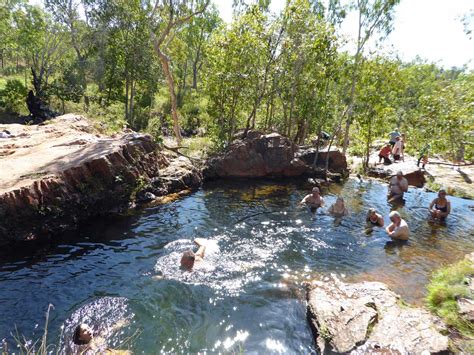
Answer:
[0,115,201,245]
[203,131,347,179]
[306,277,449,354]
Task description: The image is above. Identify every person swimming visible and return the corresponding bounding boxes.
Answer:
[429,189,451,220]
[180,238,209,271]
[73,321,130,354]
[328,196,349,217]
[366,208,384,227]
[300,187,325,209]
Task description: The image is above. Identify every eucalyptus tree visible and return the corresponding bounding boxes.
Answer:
[340,0,400,154]
[148,0,210,144]
[204,5,270,145]
[13,4,69,103]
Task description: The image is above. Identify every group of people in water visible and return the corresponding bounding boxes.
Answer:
[299,171,451,242]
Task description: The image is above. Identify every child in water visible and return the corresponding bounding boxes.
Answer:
[328,196,349,217]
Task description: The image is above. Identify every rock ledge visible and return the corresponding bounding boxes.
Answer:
[307,277,449,354]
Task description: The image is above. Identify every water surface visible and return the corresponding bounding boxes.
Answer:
[1,179,473,353]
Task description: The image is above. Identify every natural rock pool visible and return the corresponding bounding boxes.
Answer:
[1,178,473,353]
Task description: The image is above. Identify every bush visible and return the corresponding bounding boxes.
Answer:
[0,79,28,114]
[426,259,474,337]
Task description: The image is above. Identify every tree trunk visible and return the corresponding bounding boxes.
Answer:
[157,51,182,143]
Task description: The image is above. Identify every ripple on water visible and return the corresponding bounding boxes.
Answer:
[0,178,473,353]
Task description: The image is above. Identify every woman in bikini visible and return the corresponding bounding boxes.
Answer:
[366,208,384,227]
[429,189,451,220]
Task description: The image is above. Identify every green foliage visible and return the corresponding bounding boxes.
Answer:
[0,79,27,113]
[426,259,474,337]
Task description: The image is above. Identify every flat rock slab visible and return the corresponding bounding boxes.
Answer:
[366,155,426,187]
[307,277,449,354]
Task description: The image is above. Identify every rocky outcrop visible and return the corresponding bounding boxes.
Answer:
[307,277,449,354]
[203,131,347,179]
[367,163,426,187]
[297,147,348,174]
[0,115,201,246]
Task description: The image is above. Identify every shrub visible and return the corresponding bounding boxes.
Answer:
[426,259,474,337]
[0,79,28,114]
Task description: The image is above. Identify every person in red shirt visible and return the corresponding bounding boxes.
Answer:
[378,143,392,165]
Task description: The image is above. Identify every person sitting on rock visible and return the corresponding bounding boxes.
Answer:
[378,143,392,165]
[388,171,408,201]
[429,189,451,220]
[301,187,325,209]
[73,321,130,354]
[385,211,409,240]
[328,196,349,217]
[392,136,403,161]
[366,208,384,227]
[180,238,208,271]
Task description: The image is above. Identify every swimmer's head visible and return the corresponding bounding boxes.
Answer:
[180,250,196,270]
[336,196,344,205]
[389,211,401,222]
[368,207,376,215]
[438,189,447,197]
[73,323,93,345]
[396,171,403,178]
[312,187,320,196]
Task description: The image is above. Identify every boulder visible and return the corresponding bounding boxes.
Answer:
[297,147,348,173]
[203,131,304,179]
[367,164,426,188]
[307,277,449,354]
[203,131,348,179]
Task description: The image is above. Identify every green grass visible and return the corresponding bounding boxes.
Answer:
[426,259,474,337]
[180,136,214,159]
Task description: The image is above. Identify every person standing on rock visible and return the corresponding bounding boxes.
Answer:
[429,189,451,220]
[388,128,401,148]
[301,187,325,210]
[417,144,430,168]
[385,211,409,240]
[392,136,403,161]
[388,171,408,201]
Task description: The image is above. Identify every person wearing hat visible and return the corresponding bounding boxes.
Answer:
[300,186,325,209]
[366,208,384,227]
[388,171,408,201]
[385,211,409,240]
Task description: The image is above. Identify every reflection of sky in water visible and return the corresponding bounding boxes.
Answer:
[0,178,473,353]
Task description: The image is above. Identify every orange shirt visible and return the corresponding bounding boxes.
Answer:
[379,146,391,157]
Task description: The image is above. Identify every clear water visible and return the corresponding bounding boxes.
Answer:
[0,179,473,354]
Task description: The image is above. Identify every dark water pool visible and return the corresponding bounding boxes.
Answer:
[0,179,473,353]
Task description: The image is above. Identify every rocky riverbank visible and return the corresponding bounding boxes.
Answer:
[306,277,449,354]
[0,115,202,246]
[0,117,348,246]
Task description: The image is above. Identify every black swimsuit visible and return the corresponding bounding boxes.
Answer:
[368,217,380,226]
[435,203,448,213]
